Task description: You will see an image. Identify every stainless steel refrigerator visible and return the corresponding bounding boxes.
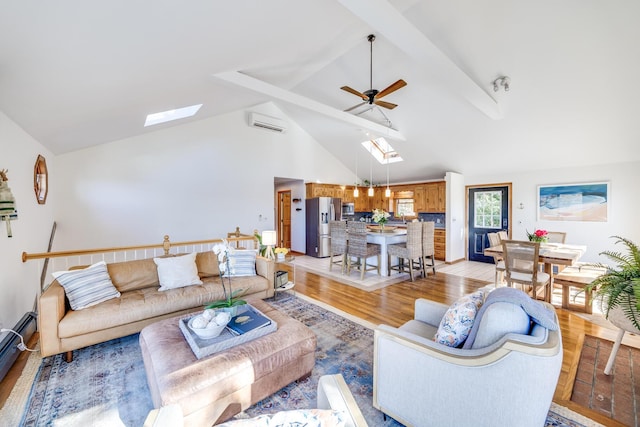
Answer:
[305,197,341,258]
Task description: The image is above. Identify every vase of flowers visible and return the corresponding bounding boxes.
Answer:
[205,239,247,316]
[275,247,289,260]
[372,208,390,231]
[526,229,548,243]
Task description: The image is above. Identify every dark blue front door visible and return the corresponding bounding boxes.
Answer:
[468,186,509,263]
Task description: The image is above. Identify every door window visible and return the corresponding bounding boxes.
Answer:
[474,191,502,228]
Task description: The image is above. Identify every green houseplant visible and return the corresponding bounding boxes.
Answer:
[586,236,640,331]
[204,239,247,314]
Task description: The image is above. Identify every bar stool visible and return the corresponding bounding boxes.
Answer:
[329,220,347,274]
[422,221,436,276]
[346,222,381,280]
[387,222,423,281]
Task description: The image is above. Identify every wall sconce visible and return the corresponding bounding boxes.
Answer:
[492,76,511,92]
[261,230,277,259]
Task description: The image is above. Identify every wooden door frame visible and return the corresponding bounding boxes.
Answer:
[465,182,512,260]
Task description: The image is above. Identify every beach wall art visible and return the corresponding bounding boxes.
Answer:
[537,182,609,222]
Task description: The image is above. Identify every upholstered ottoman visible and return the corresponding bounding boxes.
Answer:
[139,300,317,426]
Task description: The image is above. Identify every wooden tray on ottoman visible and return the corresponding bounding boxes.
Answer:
[178,304,277,359]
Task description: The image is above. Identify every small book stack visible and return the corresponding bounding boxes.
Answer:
[227,305,272,336]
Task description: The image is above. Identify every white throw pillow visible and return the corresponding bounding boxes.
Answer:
[52,261,121,310]
[434,289,485,347]
[228,249,257,277]
[153,252,203,291]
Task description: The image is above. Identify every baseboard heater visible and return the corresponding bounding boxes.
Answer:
[0,311,37,383]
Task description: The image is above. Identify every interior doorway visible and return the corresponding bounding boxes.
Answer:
[277,190,292,249]
[467,184,511,263]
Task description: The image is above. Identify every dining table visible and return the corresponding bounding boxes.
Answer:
[365,228,407,276]
[484,242,587,302]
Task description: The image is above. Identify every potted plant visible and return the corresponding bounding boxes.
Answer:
[274,247,289,260]
[205,240,247,316]
[586,236,640,331]
[372,208,390,231]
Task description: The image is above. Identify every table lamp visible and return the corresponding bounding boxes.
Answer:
[261,230,277,259]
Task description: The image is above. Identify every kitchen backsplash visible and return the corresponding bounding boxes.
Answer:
[351,212,445,227]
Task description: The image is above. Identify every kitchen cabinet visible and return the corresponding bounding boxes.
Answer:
[306,183,345,200]
[436,182,446,212]
[434,229,446,260]
[422,181,446,213]
[414,185,426,212]
[354,189,369,212]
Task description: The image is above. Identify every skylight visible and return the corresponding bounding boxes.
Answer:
[144,104,202,127]
[361,137,403,164]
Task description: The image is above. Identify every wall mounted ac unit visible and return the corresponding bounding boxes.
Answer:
[249,112,287,133]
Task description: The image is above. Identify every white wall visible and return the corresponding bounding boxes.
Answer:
[466,161,640,263]
[0,112,55,333]
[52,103,354,250]
[445,171,465,262]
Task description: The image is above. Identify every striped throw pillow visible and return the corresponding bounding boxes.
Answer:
[228,249,257,277]
[52,261,121,310]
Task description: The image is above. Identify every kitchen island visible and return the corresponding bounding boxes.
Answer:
[366,229,407,276]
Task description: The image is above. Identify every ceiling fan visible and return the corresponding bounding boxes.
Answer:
[341,34,407,112]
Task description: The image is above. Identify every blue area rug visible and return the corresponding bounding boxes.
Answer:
[19,294,598,426]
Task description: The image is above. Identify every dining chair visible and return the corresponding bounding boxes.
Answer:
[501,240,551,301]
[546,231,567,244]
[346,221,381,280]
[421,221,436,276]
[329,221,347,274]
[487,232,505,285]
[387,222,423,281]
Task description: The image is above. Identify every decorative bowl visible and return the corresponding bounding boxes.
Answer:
[188,313,230,339]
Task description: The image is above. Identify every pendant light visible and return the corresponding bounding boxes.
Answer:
[353,150,359,198]
[367,147,374,197]
[385,158,391,198]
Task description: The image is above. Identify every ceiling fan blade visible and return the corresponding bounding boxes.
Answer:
[341,86,368,100]
[344,101,368,112]
[375,79,407,99]
[374,100,398,110]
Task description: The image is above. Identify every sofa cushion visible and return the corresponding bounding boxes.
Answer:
[107,258,159,293]
[52,261,121,311]
[463,287,557,349]
[464,301,531,349]
[195,251,220,278]
[434,289,485,347]
[228,249,257,277]
[218,409,346,427]
[154,252,203,291]
[58,275,270,338]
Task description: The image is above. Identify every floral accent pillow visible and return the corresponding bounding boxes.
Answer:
[434,290,486,347]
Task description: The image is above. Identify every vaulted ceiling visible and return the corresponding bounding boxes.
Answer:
[2,1,639,183]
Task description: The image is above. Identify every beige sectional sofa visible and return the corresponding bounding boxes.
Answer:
[38,250,274,361]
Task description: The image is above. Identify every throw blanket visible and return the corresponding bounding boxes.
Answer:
[463,287,558,349]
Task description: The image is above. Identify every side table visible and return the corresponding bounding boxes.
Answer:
[274,254,295,299]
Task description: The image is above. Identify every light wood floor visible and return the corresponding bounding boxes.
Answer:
[289,260,634,427]
[2,261,636,426]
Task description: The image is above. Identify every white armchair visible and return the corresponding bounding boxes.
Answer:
[373,296,562,427]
